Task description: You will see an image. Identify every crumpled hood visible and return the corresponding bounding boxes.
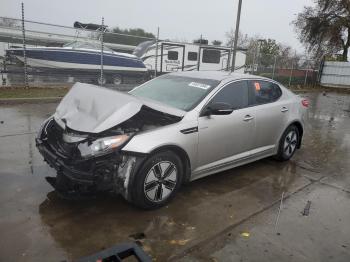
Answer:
[54,82,184,133]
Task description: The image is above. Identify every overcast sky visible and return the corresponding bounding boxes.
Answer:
[1,0,314,53]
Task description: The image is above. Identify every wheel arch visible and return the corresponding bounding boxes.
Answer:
[150,145,192,184]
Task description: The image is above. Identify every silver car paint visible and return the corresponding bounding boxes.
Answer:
[123,72,305,181]
[54,82,185,133]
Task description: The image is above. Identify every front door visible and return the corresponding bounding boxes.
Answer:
[196,80,255,170]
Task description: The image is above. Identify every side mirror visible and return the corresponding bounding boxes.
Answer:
[202,102,234,116]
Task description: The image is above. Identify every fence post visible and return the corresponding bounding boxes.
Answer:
[251,44,257,74]
[21,2,28,88]
[100,17,104,86]
[197,34,202,71]
[272,55,277,80]
[288,54,295,87]
[154,27,159,78]
[304,59,309,87]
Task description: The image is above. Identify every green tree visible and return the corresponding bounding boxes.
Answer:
[212,40,222,46]
[293,0,350,61]
[259,39,280,67]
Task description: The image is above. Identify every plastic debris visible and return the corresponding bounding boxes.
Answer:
[302,200,312,216]
[169,239,190,245]
[241,232,250,238]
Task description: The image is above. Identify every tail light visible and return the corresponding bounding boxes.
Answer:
[301,99,309,108]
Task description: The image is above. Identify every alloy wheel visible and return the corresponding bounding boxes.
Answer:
[144,161,177,202]
[284,130,297,157]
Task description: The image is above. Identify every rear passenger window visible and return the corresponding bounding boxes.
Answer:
[209,81,248,109]
[188,52,198,61]
[168,51,178,60]
[249,80,282,105]
[202,49,220,64]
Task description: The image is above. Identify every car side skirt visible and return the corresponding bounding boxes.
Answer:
[190,145,276,181]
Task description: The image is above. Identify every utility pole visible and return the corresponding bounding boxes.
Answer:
[231,0,243,72]
[154,27,159,77]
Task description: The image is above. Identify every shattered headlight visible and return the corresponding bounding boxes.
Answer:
[78,134,130,158]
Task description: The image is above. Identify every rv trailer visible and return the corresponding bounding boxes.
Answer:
[133,40,247,74]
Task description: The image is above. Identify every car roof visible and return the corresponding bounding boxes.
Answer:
[170,70,268,81]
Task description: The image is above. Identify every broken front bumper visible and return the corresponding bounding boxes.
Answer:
[36,128,145,200]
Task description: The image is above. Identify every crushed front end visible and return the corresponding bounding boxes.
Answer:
[35,82,183,200]
[36,117,144,200]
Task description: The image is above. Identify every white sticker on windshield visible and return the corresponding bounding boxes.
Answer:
[188,82,211,90]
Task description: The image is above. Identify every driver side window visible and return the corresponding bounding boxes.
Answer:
[209,81,249,109]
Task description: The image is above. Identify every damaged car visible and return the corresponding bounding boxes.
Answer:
[36,71,308,209]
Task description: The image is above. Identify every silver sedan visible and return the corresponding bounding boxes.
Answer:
[36,71,308,209]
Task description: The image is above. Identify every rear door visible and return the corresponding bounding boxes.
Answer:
[160,43,185,73]
[197,80,255,168]
[247,80,290,153]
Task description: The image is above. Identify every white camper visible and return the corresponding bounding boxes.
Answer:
[133,40,246,74]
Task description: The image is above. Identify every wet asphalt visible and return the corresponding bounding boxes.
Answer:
[0,91,349,261]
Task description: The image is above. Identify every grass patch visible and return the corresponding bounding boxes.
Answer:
[0,87,69,99]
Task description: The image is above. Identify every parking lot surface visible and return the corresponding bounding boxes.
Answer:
[0,91,349,261]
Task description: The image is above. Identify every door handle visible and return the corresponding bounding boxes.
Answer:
[281,107,289,112]
[243,115,254,121]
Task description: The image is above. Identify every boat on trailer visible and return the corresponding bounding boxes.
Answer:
[6,41,148,85]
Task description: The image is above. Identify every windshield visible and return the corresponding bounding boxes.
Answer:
[63,41,113,52]
[130,74,220,111]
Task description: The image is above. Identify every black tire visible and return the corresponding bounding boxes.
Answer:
[112,74,123,85]
[129,151,183,209]
[275,125,300,161]
[97,75,107,86]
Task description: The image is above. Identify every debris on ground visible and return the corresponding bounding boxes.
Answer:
[241,232,250,238]
[274,192,285,231]
[302,201,312,216]
[169,239,190,245]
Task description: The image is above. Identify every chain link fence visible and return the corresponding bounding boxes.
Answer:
[245,53,321,88]
[0,9,157,91]
[1,6,322,92]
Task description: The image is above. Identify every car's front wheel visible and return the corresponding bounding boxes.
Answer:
[275,125,299,161]
[129,151,183,209]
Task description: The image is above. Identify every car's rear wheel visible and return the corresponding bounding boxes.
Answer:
[275,125,299,161]
[129,151,183,209]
